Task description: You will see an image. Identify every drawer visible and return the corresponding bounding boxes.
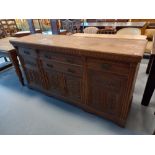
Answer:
[18,47,38,58]
[39,51,83,65]
[42,60,83,77]
[23,57,38,70]
[87,58,130,75]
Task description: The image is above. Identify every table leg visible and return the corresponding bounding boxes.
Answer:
[141,56,155,106]
[146,55,153,74]
[9,50,24,86]
[4,57,8,62]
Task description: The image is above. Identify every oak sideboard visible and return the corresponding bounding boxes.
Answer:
[10,34,147,127]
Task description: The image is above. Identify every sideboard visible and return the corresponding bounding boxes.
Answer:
[10,34,147,127]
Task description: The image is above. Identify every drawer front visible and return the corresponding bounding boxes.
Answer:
[39,51,83,65]
[23,57,38,70]
[87,58,130,75]
[18,47,38,58]
[42,60,83,77]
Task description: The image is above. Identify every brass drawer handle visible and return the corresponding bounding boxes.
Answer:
[45,54,51,59]
[27,61,35,66]
[24,50,30,55]
[101,63,111,70]
[67,68,75,73]
[47,64,54,68]
[66,59,74,63]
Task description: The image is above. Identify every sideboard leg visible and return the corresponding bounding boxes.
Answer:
[9,50,24,86]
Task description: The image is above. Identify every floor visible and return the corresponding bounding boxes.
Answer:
[0,58,154,135]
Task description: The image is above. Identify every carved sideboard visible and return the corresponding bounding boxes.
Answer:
[10,34,147,127]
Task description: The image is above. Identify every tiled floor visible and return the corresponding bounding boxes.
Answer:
[0,58,154,134]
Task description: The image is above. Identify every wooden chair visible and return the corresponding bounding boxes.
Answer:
[116,28,141,35]
[0,19,19,36]
[0,21,7,38]
[72,19,82,32]
[83,27,99,34]
[61,19,75,33]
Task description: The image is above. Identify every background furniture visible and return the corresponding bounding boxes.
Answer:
[87,19,129,22]
[72,19,82,32]
[0,19,42,37]
[97,28,116,34]
[116,28,141,35]
[0,21,7,38]
[130,19,155,23]
[0,21,9,68]
[83,27,99,34]
[0,19,19,36]
[60,19,82,34]
[141,35,155,106]
[86,19,97,22]
[81,22,147,35]
[144,29,155,54]
[0,37,24,85]
[61,19,75,33]
[0,55,11,71]
[10,34,147,127]
[13,29,42,37]
[0,19,42,71]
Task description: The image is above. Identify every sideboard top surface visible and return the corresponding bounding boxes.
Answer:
[73,33,147,40]
[10,34,147,61]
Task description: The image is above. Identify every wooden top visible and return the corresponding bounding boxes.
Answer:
[73,33,147,40]
[0,37,16,53]
[10,34,147,62]
[82,22,146,28]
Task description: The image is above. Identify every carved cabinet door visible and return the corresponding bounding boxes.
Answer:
[45,70,83,104]
[62,73,83,104]
[45,70,63,95]
[87,69,128,117]
[22,57,45,89]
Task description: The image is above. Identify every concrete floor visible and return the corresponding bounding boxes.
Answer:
[0,58,154,134]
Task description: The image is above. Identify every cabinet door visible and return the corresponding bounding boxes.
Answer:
[45,70,83,104]
[87,69,127,117]
[25,68,44,89]
[45,70,63,95]
[22,57,45,89]
[62,73,83,104]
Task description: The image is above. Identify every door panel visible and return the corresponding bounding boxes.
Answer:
[45,70,63,95]
[45,70,83,104]
[25,67,44,89]
[63,73,83,104]
[87,69,127,117]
